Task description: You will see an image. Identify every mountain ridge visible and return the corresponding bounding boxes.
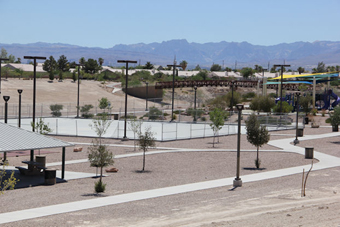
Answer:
[1,39,339,69]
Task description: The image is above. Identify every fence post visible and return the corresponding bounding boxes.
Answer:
[190,122,192,139]
[56,118,58,135]
[176,122,178,140]
[203,122,206,138]
[76,120,78,136]
[161,122,164,141]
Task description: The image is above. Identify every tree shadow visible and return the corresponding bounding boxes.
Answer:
[243,167,266,171]
[82,193,107,197]
[134,170,152,174]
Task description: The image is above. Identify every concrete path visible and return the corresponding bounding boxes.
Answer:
[1,132,340,224]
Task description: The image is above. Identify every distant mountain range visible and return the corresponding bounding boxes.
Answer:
[1,39,340,70]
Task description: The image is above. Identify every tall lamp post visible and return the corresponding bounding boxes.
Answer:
[117,60,137,140]
[18,89,23,127]
[145,81,149,111]
[193,86,197,122]
[167,60,181,121]
[0,58,9,94]
[233,104,244,187]
[24,56,46,132]
[294,92,301,145]
[3,95,10,163]
[75,63,84,118]
[273,64,290,115]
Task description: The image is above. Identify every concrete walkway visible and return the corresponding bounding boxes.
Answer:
[1,132,340,224]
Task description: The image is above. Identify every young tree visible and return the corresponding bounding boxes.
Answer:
[88,143,114,192]
[88,113,114,192]
[137,127,156,172]
[31,118,52,135]
[209,108,226,147]
[129,118,142,151]
[297,67,305,74]
[246,113,270,169]
[90,113,112,144]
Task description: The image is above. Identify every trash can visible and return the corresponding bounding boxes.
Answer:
[304,116,309,124]
[305,147,314,159]
[332,125,339,132]
[45,169,57,185]
[297,127,304,137]
[113,114,118,120]
[35,155,46,168]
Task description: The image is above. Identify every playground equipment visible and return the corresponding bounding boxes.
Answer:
[321,89,340,110]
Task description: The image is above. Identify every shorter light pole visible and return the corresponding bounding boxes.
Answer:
[294,92,301,145]
[233,104,244,188]
[193,86,197,122]
[2,95,10,163]
[145,81,149,111]
[18,89,23,127]
[3,96,10,124]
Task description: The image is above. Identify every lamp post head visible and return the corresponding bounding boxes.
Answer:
[3,96,10,102]
[194,86,197,90]
[17,89,23,94]
[236,104,244,111]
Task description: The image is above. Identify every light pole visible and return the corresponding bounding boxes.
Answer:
[294,92,301,145]
[0,58,9,94]
[145,81,149,111]
[117,60,137,140]
[273,64,290,115]
[24,56,46,132]
[2,95,10,163]
[18,89,23,127]
[193,86,197,122]
[233,104,244,188]
[75,63,84,118]
[167,60,181,121]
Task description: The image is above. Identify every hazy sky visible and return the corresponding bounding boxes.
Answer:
[1,0,339,48]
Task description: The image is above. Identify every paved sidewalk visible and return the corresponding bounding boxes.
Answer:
[1,131,340,225]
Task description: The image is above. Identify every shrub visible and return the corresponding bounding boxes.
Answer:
[201,116,207,121]
[242,92,256,101]
[80,104,94,118]
[94,180,106,193]
[186,108,204,119]
[273,101,293,113]
[147,107,163,120]
[50,104,63,117]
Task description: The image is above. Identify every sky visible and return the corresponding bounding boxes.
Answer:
[0,0,339,48]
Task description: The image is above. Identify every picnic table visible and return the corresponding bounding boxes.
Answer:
[16,160,47,176]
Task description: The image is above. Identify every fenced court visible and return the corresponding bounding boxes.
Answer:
[6,115,295,141]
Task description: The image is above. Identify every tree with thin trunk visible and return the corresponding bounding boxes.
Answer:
[137,127,156,172]
[209,108,226,147]
[129,118,142,151]
[245,113,270,169]
[88,113,114,192]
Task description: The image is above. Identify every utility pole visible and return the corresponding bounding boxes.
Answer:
[167,59,181,121]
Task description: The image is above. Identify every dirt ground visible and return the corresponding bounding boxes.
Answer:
[1,78,340,226]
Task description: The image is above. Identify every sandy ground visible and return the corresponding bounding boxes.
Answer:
[1,78,340,226]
